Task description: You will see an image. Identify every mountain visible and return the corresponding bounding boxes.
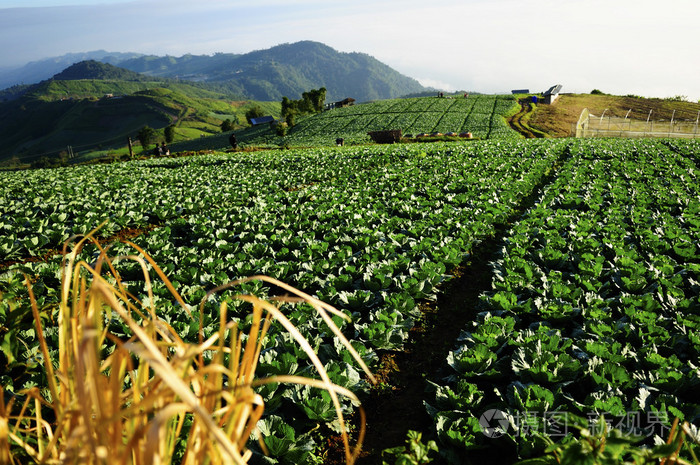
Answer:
[0,62,280,163]
[0,41,430,163]
[0,51,143,90]
[51,60,149,82]
[117,41,426,102]
[0,60,233,102]
[1,41,427,103]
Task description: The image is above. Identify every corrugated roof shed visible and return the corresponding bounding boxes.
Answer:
[544,85,562,96]
[250,116,275,125]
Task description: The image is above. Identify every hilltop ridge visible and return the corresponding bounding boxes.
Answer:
[0,41,428,103]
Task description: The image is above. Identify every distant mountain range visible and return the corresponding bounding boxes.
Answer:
[0,41,428,102]
[0,51,143,90]
[0,41,430,163]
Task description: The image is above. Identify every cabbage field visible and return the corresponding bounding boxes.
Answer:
[285,94,520,146]
[1,137,699,464]
[168,94,521,153]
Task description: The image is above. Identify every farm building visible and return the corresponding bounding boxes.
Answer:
[250,116,276,126]
[326,98,356,110]
[542,84,562,104]
[511,89,530,94]
[336,97,355,107]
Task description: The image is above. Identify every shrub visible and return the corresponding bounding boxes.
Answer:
[245,106,265,125]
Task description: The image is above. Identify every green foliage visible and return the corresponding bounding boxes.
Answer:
[274,121,289,136]
[245,105,265,125]
[30,154,68,169]
[52,60,149,82]
[281,88,327,127]
[255,416,319,465]
[115,41,426,102]
[136,125,156,148]
[3,138,700,463]
[220,119,235,132]
[164,124,176,143]
[433,137,700,462]
[517,414,698,465]
[0,73,281,162]
[590,89,604,95]
[382,431,439,465]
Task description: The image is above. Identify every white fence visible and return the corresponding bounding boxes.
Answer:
[575,108,700,139]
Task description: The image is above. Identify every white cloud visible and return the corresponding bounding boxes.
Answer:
[416,78,457,92]
[0,0,699,100]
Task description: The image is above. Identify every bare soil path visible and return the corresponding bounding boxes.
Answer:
[508,99,541,138]
[356,147,570,464]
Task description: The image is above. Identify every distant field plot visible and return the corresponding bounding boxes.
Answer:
[164,95,521,150]
[283,95,521,145]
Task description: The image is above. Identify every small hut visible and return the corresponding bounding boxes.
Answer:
[542,85,562,104]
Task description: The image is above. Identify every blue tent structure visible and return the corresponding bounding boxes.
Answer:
[250,116,275,125]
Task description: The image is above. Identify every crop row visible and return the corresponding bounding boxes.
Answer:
[164,96,521,153]
[4,138,698,463]
[1,139,564,463]
[284,95,520,145]
[429,139,700,461]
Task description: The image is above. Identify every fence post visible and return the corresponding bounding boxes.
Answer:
[670,109,675,137]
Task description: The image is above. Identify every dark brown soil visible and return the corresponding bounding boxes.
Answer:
[357,245,502,465]
[353,148,569,465]
[508,99,540,139]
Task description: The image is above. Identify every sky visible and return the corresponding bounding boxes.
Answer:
[1,0,699,101]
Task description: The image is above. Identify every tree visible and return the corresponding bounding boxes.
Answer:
[303,87,326,113]
[164,125,176,143]
[281,97,297,127]
[137,126,156,149]
[220,119,235,132]
[274,121,289,137]
[245,106,265,125]
[280,88,326,128]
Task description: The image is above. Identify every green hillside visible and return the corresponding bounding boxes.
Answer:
[0,60,282,163]
[118,41,428,102]
[0,44,433,164]
[52,60,149,82]
[167,94,521,152]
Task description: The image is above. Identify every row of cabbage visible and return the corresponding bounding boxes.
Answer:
[1,139,565,464]
[430,139,700,462]
[283,95,520,146]
[0,152,357,262]
[165,95,521,153]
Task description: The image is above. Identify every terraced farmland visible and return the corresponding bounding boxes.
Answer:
[286,94,520,145]
[1,138,699,464]
[168,94,521,152]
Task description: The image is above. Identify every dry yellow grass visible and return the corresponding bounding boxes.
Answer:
[530,94,700,137]
[0,225,374,465]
